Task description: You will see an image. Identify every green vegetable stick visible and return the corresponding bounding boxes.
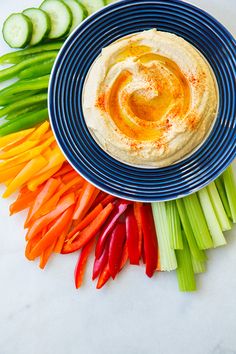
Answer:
[0,75,50,98]
[0,108,48,136]
[19,59,55,79]
[0,51,58,82]
[166,200,183,249]
[215,176,232,219]
[0,42,62,64]
[222,166,236,223]
[183,193,213,250]
[176,199,206,262]
[0,91,36,106]
[176,233,197,292]
[0,93,48,118]
[6,104,48,121]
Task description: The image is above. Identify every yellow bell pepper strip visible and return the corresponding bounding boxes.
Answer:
[25,178,61,227]
[29,205,75,260]
[0,162,26,184]
[0,128,35,149]
[62,203,114,254]
[26,192,76,241]
[74,238,95,289]
[32,146,65,177]
[28,121,49,140]
[27,163,64,191]
[3,155,48,198]
[0,140,40,159]
[0,135,55,170]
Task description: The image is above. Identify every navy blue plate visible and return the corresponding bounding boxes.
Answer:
[49,0,236,202]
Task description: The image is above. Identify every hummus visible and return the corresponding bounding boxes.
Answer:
[82,29,218,167]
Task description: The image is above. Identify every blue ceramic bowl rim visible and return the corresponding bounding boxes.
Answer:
[48,0,236,202]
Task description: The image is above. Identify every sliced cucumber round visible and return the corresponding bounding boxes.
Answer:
[2,13,33,48]
[63,0,85,33]
[23,8,51,46]
[79,0,105,15]
[40,0,73,39]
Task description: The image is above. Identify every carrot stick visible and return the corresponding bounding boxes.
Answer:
[3,155,47,198]
[66,203,103,242]
[73,182,99,221]
[62,170,82,184]
[74,238,95,289]
[25,178,60,227]
[101,195,116,207]
[29,205,75,259]
[26,192,75,241]
[62,203,114,254]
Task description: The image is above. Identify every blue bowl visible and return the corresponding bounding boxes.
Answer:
[49,0,236,202]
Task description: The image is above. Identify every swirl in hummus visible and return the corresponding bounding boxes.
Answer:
[82,29,218,167]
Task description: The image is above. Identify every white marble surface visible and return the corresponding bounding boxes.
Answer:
[0,1,236,354]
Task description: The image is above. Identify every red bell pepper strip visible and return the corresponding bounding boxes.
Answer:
[120,241,128,271]
[96,263,110,290]
[95,200,130,259]
[92,241,109,280]
[101,195,117,207]
[109,223,126,279]
[89,191,107,210]
[126,206,140,265]
[62,203,114,254]
[74,238,95,289]
[140,204,158,278]
[133,202,143,261]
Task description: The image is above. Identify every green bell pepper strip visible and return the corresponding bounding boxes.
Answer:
[0,91,36,106]
[19,59,55,79]
[0,93,48,118]
[0,42,63,64]
[0,52,58,82]
[0,108,48,136]
[0,75,50,99]
[6,103,48,121]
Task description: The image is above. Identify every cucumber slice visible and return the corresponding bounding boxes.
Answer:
[23,8,51,46]
[63,0,85,33]
[2,13,33,48]
[40,0,72,39]
[80,0,105,15]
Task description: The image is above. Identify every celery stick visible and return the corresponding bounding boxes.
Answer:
[176,234,196,292]
[222,166,236,223]
[183,194,213,249]
[191,256,206,274]
[207,182,232,231]
[152,202,177,271]
[215,176,232,219]
[176,199,206,262]
[166,200,183,249]
[198,188,226,247]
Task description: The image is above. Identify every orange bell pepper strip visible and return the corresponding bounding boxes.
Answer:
[25,178,60,227]
[27,163,64,191]
[62,202,114,254]
[54,220,73,253]
[3,155,48,198]
[0,162,26,184]
[39,240,57,269]
[74,237,95,289]
[10,186,42,215]
[0,128,35,149]
[26,192,75,241]
[32,176,83,219]
[25,233,42,261]
[73,182,99,221]
[66,203,103,243]
[53,163,74,178]
[29,205,75,260]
